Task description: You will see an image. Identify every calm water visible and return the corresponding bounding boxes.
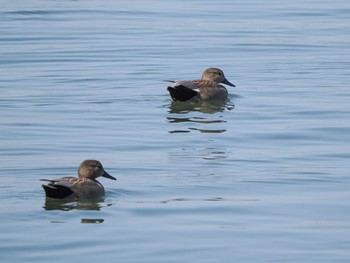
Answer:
[1,0,350,262]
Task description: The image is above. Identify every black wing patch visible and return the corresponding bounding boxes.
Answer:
[42,184,74,199]
[167,85,198,102]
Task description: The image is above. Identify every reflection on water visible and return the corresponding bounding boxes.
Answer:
[167,120,227,133]
[81,218,104,224]
[168,100,234,114]
[43,198,106,211]
[50,219,104,224]
[44,199,109,224]
[188,127,226,133]
[169,146,230,160]
[167,100,233,134]
[167,116,226,124]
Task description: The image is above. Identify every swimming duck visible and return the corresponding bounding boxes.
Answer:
[41,160,116,200]
[165,68,235,102]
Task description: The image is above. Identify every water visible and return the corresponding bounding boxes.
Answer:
[1,0,350,262]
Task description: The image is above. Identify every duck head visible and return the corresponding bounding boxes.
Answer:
[201,68,235,87]
[78,160,116,181]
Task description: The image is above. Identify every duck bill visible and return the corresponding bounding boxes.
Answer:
[223,78,235,87]
[102,171,116,180]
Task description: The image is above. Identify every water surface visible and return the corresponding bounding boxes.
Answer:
[1,0,350,262]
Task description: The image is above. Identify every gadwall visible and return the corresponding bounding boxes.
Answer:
[165,68,235,102]
[41,160,116,200]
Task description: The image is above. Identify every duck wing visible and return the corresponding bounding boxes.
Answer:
[42,184,74,199]
[41,177,77,199]
[165,80,200,102]
[167,85,198,102]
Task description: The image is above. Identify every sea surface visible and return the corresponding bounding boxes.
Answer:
[1,0,350,262]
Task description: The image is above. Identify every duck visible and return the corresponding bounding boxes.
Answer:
[41,160,116,200]
[165,68,235,102]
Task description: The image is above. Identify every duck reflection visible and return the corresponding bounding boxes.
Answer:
[168,100,233,114]
[81,218,104,224]
[167,100,233,134]
[43,197,105,211]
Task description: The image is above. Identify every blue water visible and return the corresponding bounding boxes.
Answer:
[1,0,350,262]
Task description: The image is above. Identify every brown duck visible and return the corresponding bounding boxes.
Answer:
[41,160,116,200]
[165,68,235,102]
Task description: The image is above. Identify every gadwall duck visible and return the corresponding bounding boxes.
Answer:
[165,68,235,102]
[41,160,116,200]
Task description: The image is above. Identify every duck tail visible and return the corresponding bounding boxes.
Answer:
[167,85,198,102]
[42,184,74,199]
